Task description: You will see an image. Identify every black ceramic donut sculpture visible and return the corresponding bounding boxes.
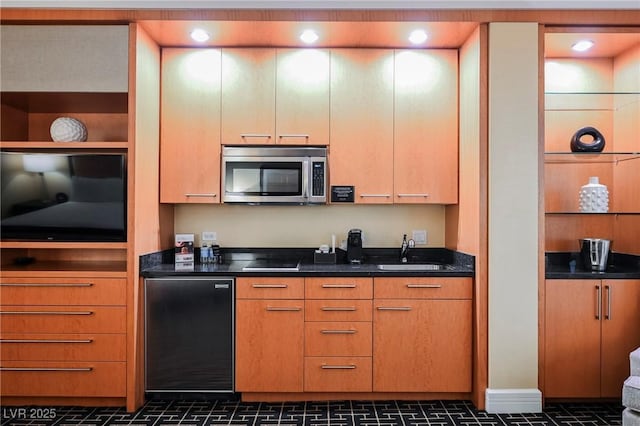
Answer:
[570,126,606,152]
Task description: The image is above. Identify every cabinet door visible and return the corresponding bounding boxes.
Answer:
[329,49,394,203]
[160,48,221,203]
[221,48,276,145]
[235,299,304,392]
[373,299,472,392]
[544,279,601,398]
[275,48,330,145]
[601,279,640,397]
[394,50,459,204]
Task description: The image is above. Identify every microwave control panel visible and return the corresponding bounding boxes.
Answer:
[312,162,325,197]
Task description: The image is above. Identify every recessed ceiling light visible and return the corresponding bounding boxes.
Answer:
[190,28,210,43]
[408,29,428,45]
[571,40,594,52]
[300,29,319,44]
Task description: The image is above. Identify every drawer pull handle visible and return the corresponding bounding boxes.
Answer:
[321,365,356,370]
[0,283,94,287]
[278,134,309,139]
[321,307,356,312]
[397,193,430,198]
[605,285,612,320]
[595,285,601,320]
[0,367,93,372]
[185,193,217,197]
[252,284,288,288]
[376,307,412,311]
[0,339,93,344]
[320,329,357,334]
[240,133,272,139]
[266,306,301,312]
[359,194,391,198]
[406,284,442,289]
[321,284,357,288]
[0,311,94,316]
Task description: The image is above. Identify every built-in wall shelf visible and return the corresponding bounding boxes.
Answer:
[0,241,128,250]
[0,142,129,149]
[544,152,640,164]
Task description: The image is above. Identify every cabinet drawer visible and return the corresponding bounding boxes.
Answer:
[374,277,472,299]
[304,357,372,392]
[305,277,372,299]
[305,300,372,322]
[0,306,126,334]
[305,322,372,357]
[236,277,304,299]
[0,361,126,397]
[0,277,126,306]
[0,333,125,361]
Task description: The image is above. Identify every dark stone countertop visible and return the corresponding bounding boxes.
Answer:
[140,247,475,278]
[546,251,640,279]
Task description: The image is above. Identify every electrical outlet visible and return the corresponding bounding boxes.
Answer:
[412,230,427,245]
[202,231,217,242]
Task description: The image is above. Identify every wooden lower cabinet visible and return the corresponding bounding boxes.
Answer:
[304,357,372,392]
[544,279,640,398]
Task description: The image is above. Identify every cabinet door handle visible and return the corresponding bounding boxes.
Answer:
[0,283,94,288]
[376,307,412,311]
[359,194,391,198]
[0,367,93,372]
[185,193,217,198]
[320,329,357,334]
[240,133,272,139]
[0,311,94,316]
[406,284,442,289]
[278,134,309,139]
[252,284,288,288]
[321,365,356,370]
[265,306,301,312]
[0,339,93,344]
[321,284,357,288]
[595,285,602,320]
[397,193,430,198]
[321,307,356,312]
[605,285,611,320]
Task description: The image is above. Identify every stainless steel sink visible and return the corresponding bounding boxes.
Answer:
[376,264,443,271]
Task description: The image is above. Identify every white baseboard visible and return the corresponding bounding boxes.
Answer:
[485,388,542,414]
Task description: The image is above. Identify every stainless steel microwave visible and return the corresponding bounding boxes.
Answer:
[221,146,327,205]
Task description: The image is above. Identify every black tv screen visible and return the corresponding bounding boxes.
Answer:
[1,152,127,242]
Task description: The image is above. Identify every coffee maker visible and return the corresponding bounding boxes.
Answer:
[347,229,363,264]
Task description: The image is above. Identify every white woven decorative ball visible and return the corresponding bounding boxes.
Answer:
[50,117,88,142]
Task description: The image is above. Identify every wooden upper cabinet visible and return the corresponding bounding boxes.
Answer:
[329,49,394,204]
[394,50,459,204]
[276,48,331,145]
[0,25,128,93]
[160,48,221,203]
[221,48,276,145]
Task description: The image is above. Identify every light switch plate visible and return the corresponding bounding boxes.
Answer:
[412,230,427,245]
[202,231,217,242]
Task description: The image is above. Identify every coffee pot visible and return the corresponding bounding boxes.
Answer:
[347,229,363,264]
[579,238,611,272]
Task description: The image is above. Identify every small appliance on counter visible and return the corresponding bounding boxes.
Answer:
[580,238,611,272]
[347,229,363,264]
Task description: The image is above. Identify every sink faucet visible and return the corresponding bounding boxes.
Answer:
[400,234,415,263]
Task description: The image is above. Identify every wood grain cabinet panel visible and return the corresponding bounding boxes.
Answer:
[305,277,373,299]
[393,49,459,204]
[0,306,126,335]
[235,299,304,392]
[305,321,372,357]
[160,48,221,203]
[0,278,126,306]
[374,277,472,300]
[544,279,640,398]
[0,333,126,361]
[329,49,394,203]
[304,356,372,392]
[236,277,304,299]
[305,300,372,322]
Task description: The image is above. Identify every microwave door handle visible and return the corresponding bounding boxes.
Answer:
[302,160,309,199]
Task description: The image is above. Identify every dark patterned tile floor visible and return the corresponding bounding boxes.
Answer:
[0,400,622,426]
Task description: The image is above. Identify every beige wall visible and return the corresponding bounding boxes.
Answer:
[487,22,540,390]
[174,204,445,249]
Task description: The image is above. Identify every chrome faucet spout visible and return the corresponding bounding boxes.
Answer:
[400,234,416,263]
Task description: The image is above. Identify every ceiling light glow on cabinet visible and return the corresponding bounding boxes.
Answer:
[571,40,594,52]
[190,28,211,43]
[408,30,428,45]
[300,29,319,44]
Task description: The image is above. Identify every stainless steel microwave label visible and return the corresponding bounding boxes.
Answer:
[331,186,355,203]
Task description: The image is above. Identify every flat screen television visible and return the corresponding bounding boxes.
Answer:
[1,151,127,242]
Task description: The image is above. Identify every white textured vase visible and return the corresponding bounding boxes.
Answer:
[50,117,88,142]
[578,176,609,213]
